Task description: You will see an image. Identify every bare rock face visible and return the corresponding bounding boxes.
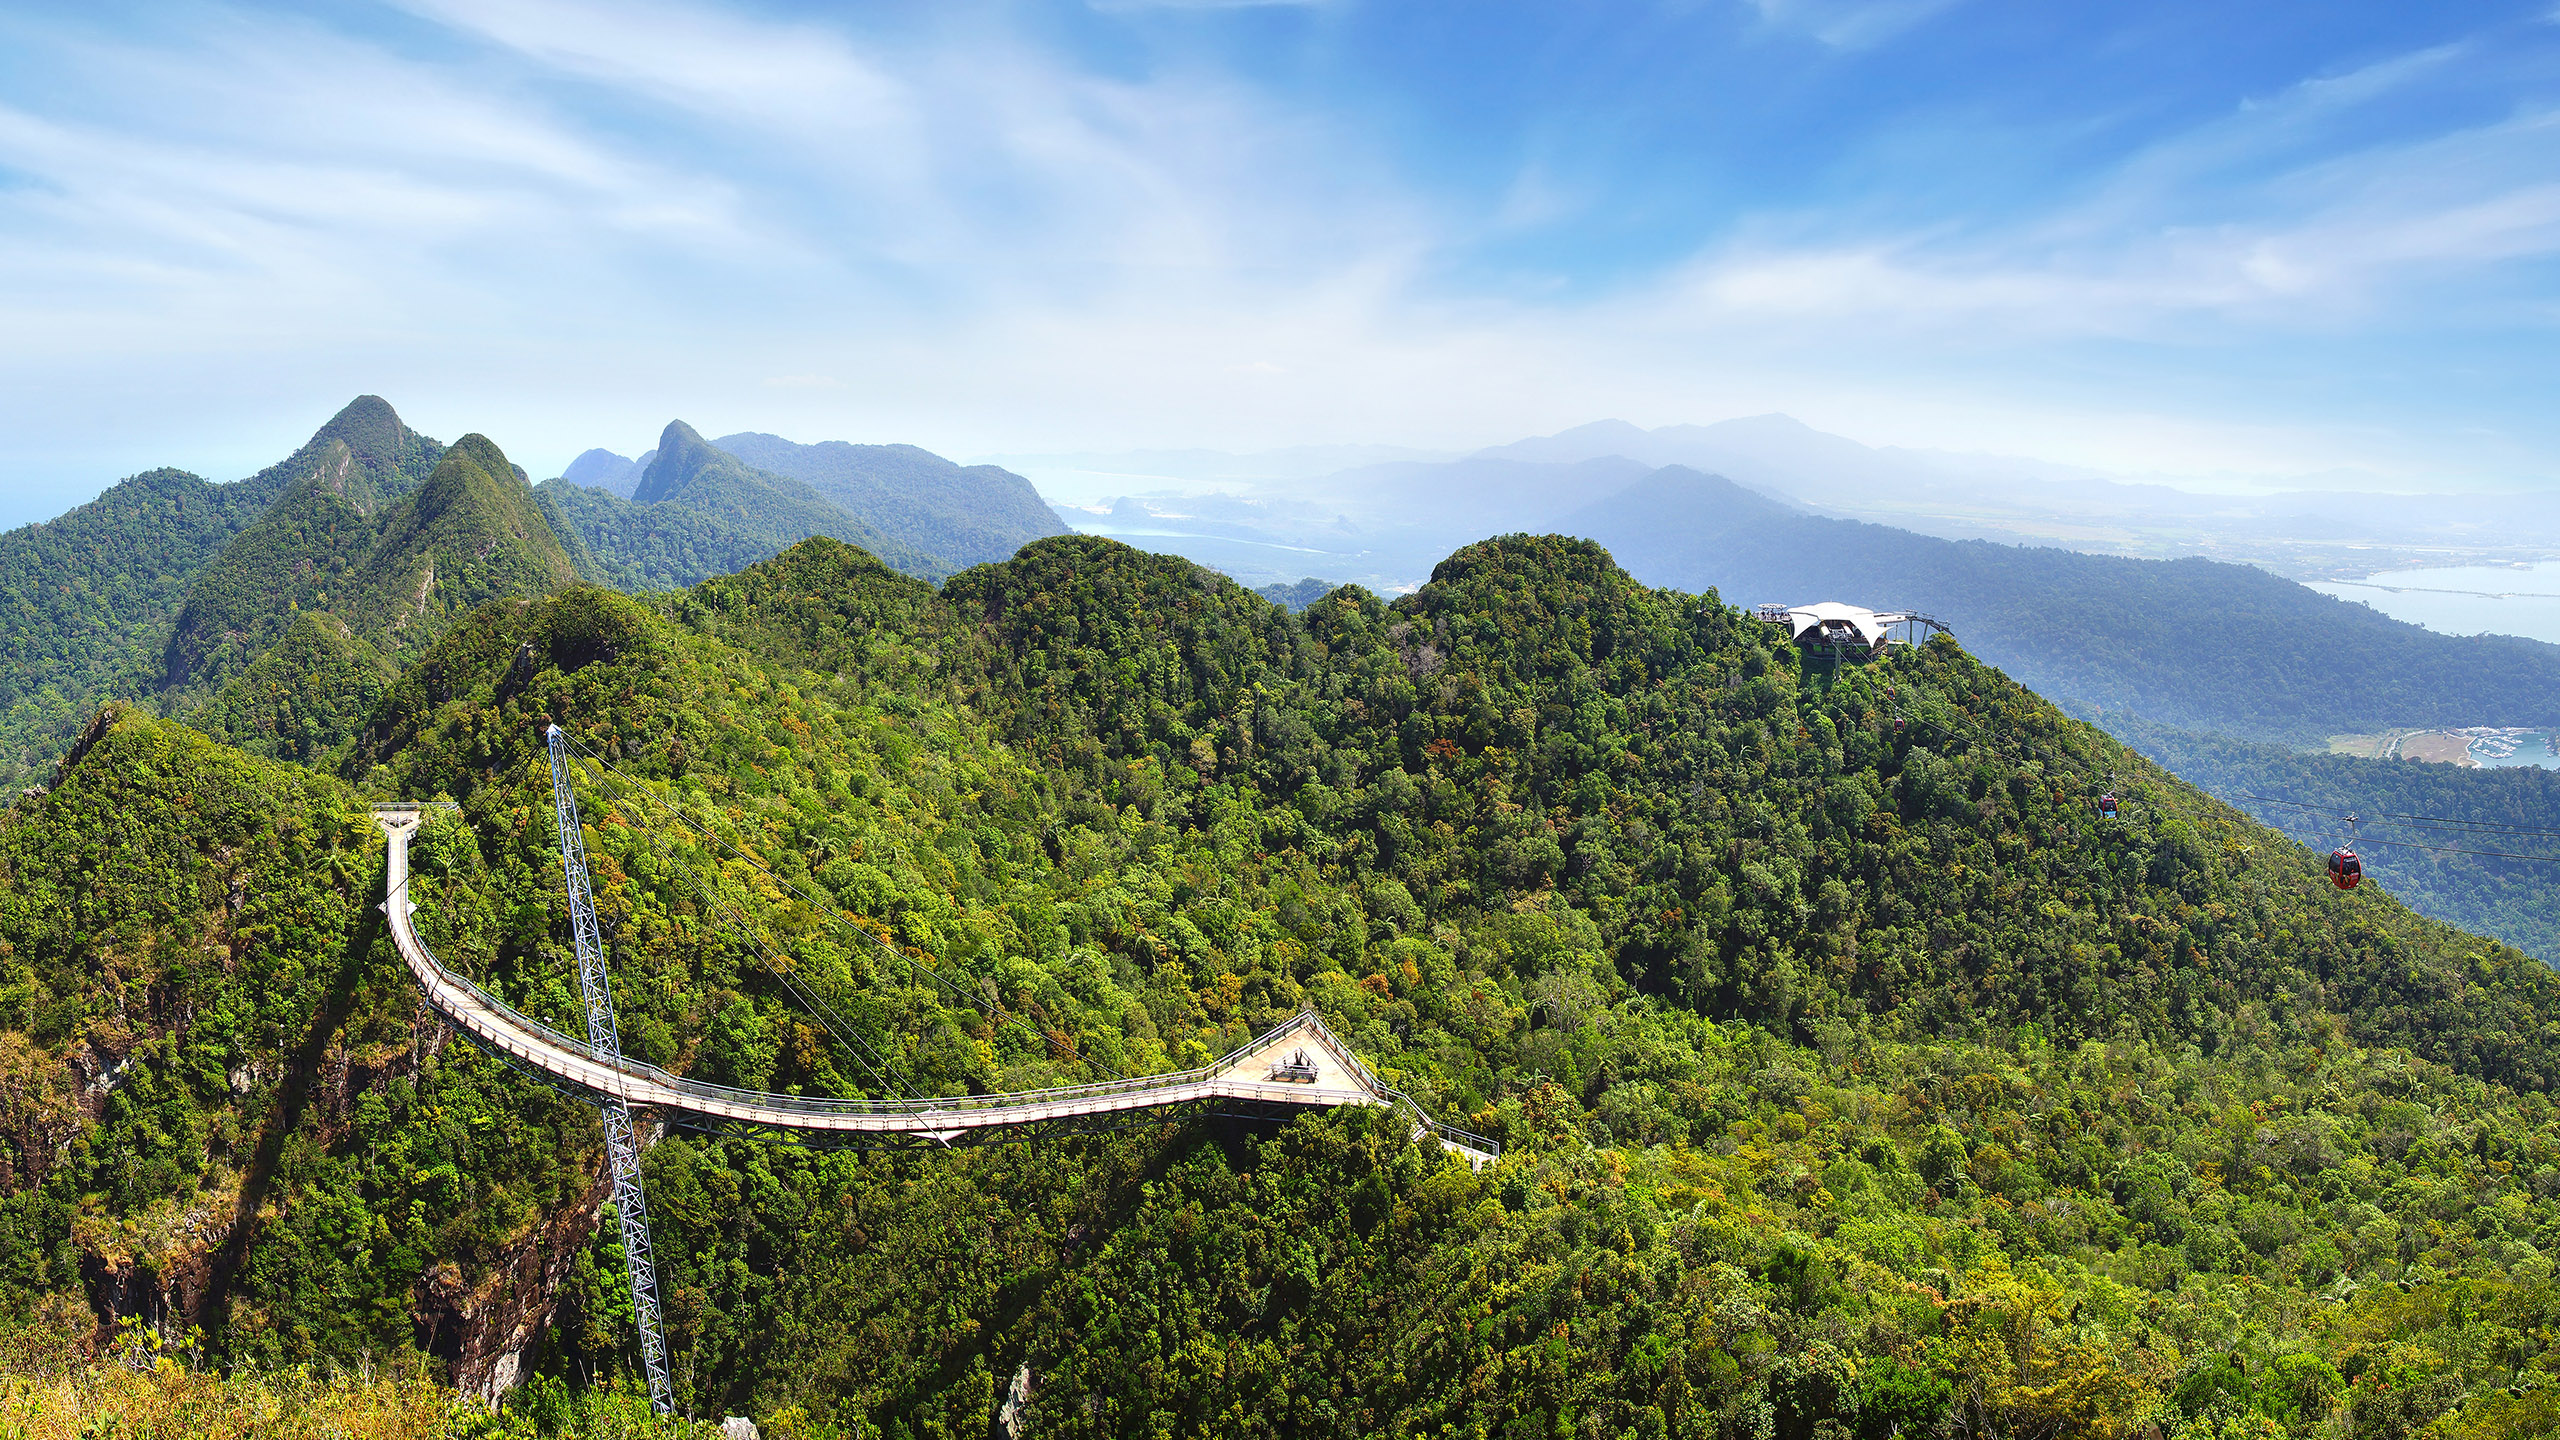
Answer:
[997,1361,1034,1440]
[721,1417,760,1440]
[427,1167,611,1402]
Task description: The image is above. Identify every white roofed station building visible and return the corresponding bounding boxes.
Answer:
[1753,601,1950,658]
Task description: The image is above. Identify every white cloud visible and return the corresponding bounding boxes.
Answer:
[0,0,2553,521]
[389,0,907,131]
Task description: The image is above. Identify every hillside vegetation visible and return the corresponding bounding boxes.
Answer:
[534,480,793,594]
[2102,713,2560,967]
[1572,468,2560,745]
[0,468,268,788]
[165,432,584,764]
[0,394,438,789]
[15,534,2560,1437]
[161,396,448,695]
[0,399,1054,792]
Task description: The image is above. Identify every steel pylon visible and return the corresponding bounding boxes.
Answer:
[546,725,673,1417]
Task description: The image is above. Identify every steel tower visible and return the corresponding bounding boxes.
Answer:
[545,725,673,1417]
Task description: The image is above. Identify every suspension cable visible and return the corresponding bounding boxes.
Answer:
[640,812,908,1098]
[561,732,1102,1076]
[562,752,906,1097]
[573,741,987,1010]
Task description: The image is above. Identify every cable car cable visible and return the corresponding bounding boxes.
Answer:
[2227,792,2560,840]
[2301,835,2560,866]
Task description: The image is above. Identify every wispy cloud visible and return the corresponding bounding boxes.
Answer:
[1088,0,1330,10]
[1666,62,2560,337]
[391,0,908,131]
[0,0,2555,520]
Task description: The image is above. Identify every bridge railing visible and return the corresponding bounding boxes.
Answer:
[408,923,1330,1118]
[401,877,1496,1153]
[1314,1032,1503,1157]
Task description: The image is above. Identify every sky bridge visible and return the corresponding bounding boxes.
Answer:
[380,752,1494,1418]
[373,806,1497,1163]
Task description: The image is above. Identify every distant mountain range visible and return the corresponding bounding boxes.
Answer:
[0,398,1069,787]
[1562,466,2560,744]
[6,395,2552,961]
[1048,423,2560,744]
[1038,413,2560,584]
[540,420,945,588]
[1215,455,2560,746]
[561,429,1060,575]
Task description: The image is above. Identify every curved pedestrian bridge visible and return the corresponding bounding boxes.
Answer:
[374,806,1497,1168]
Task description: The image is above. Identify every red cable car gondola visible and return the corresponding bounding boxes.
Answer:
[2098,793,2119,821]
[2328,848,2362,890]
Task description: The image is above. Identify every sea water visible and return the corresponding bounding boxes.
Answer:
[2308,559,2560,646]
[2469,730,2560,772]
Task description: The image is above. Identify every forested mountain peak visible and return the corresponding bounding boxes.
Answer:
[252,393,445,520]
[631,419,723,506]
[0,398,457,788]
[154,433,577,762]
[156,400,455,694]
[301,393,434,508]
[356,432,581,646]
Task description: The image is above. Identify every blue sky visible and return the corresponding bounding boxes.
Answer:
[2,0,2558,526]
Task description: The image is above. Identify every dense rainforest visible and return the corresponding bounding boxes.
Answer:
[0,399,1045,794]
[11,532,2560,1439]
[0,395,428,790]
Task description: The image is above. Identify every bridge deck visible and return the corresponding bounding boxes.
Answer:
[375,808,1494,1166]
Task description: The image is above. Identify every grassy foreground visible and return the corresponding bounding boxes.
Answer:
[0,1318,708,1440]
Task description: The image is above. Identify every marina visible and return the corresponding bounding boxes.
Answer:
[2337,727,2560,769]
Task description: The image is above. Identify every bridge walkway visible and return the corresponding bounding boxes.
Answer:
[373,807,1496,1167]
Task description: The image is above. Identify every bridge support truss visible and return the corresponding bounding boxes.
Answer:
[546,726,674,1418]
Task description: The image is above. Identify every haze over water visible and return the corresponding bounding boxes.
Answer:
[2308,560,2560,647]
